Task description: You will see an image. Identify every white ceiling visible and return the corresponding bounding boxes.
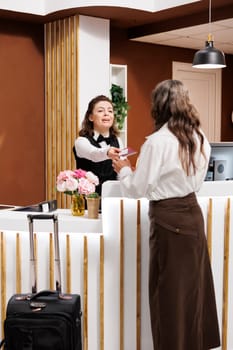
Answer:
[132,18,233,54]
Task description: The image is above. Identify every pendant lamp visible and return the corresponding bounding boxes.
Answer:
[192,0,226,69]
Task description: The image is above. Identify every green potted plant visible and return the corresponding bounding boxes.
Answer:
[110,83,130,130]
[86,192,99,198]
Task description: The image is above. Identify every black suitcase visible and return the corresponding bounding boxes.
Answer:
[2,214,82,350]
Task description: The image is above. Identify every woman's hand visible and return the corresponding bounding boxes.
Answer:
[107,147,121,160]
[112,157,132,173]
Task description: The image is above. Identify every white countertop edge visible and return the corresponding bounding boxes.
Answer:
[0,209,102,234]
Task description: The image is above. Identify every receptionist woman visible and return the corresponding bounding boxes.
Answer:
[73,95,123,196]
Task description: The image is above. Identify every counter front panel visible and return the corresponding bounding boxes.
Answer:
[0,196,233,350]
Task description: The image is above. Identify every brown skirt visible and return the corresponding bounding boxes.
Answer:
[148,192,220,350]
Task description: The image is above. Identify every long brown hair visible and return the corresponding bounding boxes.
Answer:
[151,79,206,175]
[79,95,119,137]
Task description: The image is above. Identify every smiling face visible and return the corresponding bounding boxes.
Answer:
[89,100,114,135]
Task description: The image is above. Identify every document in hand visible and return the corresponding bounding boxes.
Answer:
[119,147,137,158]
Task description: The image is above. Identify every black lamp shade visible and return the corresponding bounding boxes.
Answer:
[192,40,226,69]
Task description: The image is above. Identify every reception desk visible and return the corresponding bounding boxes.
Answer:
[0,181,233,350]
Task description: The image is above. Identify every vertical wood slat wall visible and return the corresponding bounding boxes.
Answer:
[45,15,79,209]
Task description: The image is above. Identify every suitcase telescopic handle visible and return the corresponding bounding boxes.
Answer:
[27,214,62,294]
[28,214,57,220]
[29,289,72,301]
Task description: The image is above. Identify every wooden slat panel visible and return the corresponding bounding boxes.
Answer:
[49,233,54,290]
[65,18,70,173]
[34,233,38,292]
[16,233,21,294]
[51,21,57,203]
[207,198,213,261]
[222,198,231,350]
[74,15,79,171]
[60,18,65,172]
[136,200,141,350]
[100,235,104,350]
[61,19,66,209]
[83,236,88,350]
[45,15,79,208]
[0,232,6,338]
[45,22,53,198]
[120,199,124,350]
[56,20,63,208]
[70,16,77,170]
[66,234,71,293]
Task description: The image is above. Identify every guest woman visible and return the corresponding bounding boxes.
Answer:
[112,80,220,350]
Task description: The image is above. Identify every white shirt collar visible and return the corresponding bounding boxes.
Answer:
[93,130,110,140]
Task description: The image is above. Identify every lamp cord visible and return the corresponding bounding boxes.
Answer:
[209,0,211,24]
[208,0,212,41]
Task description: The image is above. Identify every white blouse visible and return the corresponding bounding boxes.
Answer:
[119,124,210,200]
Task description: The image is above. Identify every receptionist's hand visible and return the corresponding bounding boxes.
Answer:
[107,147,121,160]
[112,157,132,173]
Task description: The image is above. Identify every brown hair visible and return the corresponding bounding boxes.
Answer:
[79,95,119,137]
[151,79,206,175]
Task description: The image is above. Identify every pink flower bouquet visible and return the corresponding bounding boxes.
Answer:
[56,169,99,196]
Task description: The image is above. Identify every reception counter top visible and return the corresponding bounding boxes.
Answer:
[1,180,232,234]
[101,179,233,198]
[0,209,102,233]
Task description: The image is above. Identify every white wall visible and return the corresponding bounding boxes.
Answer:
[78,15,110,127]
[0,0,44,14]
[0,0,200,15]
[153,0,200,12]
[45,0,155,13]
